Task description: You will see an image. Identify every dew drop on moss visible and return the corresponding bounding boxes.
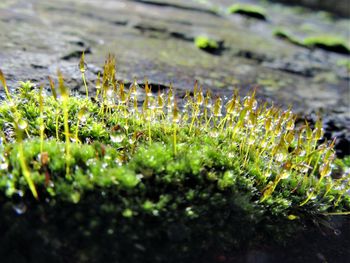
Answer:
[13,203,27,215]
[307,189,317,201]
[275,152,286,162]
[210,130,219,138]
[334,229,341,236]
[122,208,133,218]
[263,172,272,178]
[135,243,146,252]
[280,172,290,179]
[0,161,8,170]
[70,192,81,204]
[110,134,125,143]
[185,207,195,217]
[248,137,255,145]
[18,119,28,130]
[228,152,235,158]
[299,163,310,173]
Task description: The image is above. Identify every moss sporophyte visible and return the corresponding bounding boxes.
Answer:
[0,55,349,230]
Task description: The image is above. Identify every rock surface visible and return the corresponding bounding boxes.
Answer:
[0,0,349,154]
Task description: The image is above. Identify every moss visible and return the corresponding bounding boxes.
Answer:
[194,36,219,51]
[0,56,348,212]
[228,4,266,20]
[273,28,304,46]
[273,28,350,54]
[0,56,349,261]
[303,35,350,54]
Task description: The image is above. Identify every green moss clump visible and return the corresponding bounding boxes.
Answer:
[273,28,350,54]
[228,4,266,20]
[0,55,349,261]
[273,28,304,46]
[303,35,350,54]
[194,36,219,51]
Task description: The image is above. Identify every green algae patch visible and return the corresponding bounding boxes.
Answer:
[228,3,267,20]
[194,36,219,51]
[0,55,349,262]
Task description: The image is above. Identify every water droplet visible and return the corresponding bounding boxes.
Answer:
[319,163,332,178]
[122,208,133,218]
[210,130,219,138]
[185,207,195,217]
[135,174,144,180]
[334,184,345,191]
[275,152,286,162]
[334,229,341,236]
[299,150,306,157]
[78,113,89,123]
[299,163,310,173]
[16,190,24,197]
[228,152,235,158]
[307,191,317,200]
[111,134,124,143]
[106,88,113,98]
[70,192,81,204]
[18,119,28,130]
[114,159,122,166]
[248,137,255,145]
[76,106,88,122]
[280,172,290,179]
[135,243,146,251]
[0,161,8,170]
[110,126,125,143]
[263,172,272,178]
[243,96,250,107]
[13,203,27,215]
[251,100,258,110]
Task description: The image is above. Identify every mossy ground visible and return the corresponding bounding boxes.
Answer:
[0,56,349,261]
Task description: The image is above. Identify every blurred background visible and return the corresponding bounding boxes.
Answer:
[0,0,349,155]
